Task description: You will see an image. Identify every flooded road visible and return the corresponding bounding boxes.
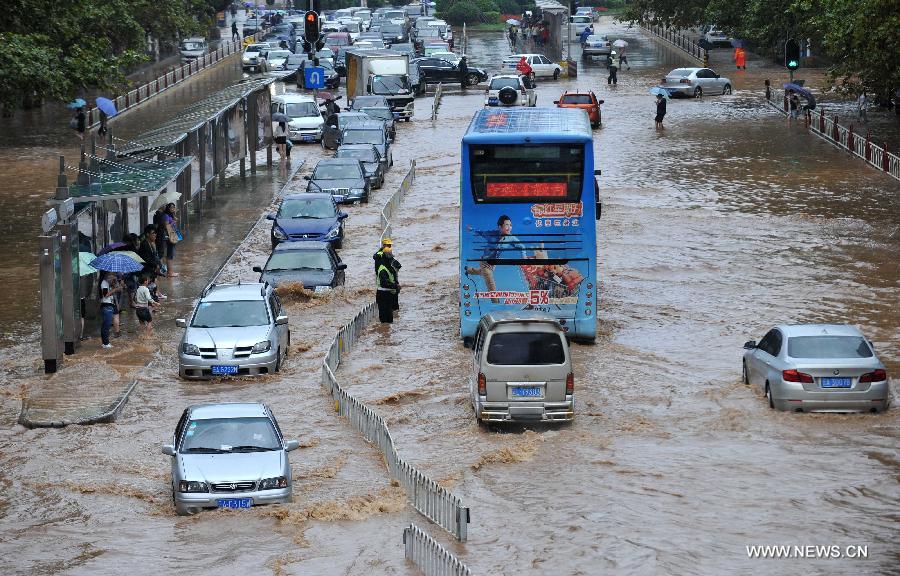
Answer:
[1,17,899,575]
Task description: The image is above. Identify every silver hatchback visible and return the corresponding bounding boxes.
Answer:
[161,403,300,515]
[743,324,891,413]
[469,312,574,423]
[177,283,290,379]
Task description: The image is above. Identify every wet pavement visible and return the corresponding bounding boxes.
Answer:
[1,16,899,575]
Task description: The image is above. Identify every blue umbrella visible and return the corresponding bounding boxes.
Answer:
[650,86,670,100]
[89,252,144,273]
[67,98,87,109]
[95,97,118,117]
[784,83,816,108]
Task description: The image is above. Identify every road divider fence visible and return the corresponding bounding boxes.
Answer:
[381,159,416,242]
[432,83,443,125]
[403,524,473,576]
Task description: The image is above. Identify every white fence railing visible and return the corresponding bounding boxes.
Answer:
[84,32,265,128]
[642,24,706,63]
[766,92,900,182]
[403,524,473,576]
[322,161,471,545]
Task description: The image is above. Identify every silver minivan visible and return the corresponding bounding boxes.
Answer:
[469,312,574,423]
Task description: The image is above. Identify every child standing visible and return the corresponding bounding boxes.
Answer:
[134,275,161,338]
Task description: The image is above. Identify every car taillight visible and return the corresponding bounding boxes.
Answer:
[566,373,574,394]
[860,369,887,383]
[782,369,814,383]
[477,373,486,395]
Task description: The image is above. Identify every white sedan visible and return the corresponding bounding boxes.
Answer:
[660,67,732,98]
[501,53,562,79]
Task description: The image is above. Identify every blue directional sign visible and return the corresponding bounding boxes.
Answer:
[304,66,326,89]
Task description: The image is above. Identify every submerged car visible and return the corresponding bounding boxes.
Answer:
[267,192,348,248]
[272,94,325,142]
[177,283,289,379]
[340,121,393,169]
[485,74,537,107]
[305,158,370,203]
[555,91,603,128]
[253,242,347,290]
[161,403,300,516]
[334,144,385,189]
[742,324,891,413]
[660,67,732,98]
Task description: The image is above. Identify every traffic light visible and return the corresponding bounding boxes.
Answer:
[785,39,800,70]
[304,10,320,44]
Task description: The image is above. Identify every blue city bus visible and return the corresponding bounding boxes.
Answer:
[459,108,599,344]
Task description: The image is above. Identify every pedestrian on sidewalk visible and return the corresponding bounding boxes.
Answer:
[606,52,618,85]
[161,203,180,277]
[654,93,666,130]
[99,271,121,348]
[375,238,400,324]
[134,275,160,338]
[274,121,288,159]
[857,90,868,123]
[232,21,239,42]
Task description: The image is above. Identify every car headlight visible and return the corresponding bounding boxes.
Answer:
[182,342,200,356]
[351,188,365,197]
[273,227,287,240]
[258,476,288,490]
[178,480,209,493]
[251,340,271,354]
[325,226,339,239]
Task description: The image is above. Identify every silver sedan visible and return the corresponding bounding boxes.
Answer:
[161,403,300,515]
[742,324,891,413]
[660,67,732,98]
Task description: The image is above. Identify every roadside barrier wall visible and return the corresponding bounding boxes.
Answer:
[767,93,900,182]
[403,524,473,576]
[321,161,473,550]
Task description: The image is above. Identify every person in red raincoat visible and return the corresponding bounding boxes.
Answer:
[734,47,746,70]
[516,56,535,87]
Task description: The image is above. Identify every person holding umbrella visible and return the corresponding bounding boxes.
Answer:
[98,271,122,347]
[67,98,87,140]
[613,39,629,69]
[650,88,669,129]
[95,97,117,144]
[272,113,289,159]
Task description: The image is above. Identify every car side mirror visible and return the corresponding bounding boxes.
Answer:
[337,263,348,270]
[743,340,757,350]
[553,100,559,104]
[284,439,300,451]
[252,266,262,273]
[161,444,176,456]
[338,212,348,220]
[175,318,186,328]
[715,74,720,78]
[303,175,310,180]
[276,315,289,325]
[867,340,875,351]
[265,213,276,220]
[598,99,605,104]
[594,169,602,175]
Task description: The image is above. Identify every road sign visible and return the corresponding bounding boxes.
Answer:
[304,66,326,89]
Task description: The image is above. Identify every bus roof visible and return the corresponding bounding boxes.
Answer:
[465,108,592,139]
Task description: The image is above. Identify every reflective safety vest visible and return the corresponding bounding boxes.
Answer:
[376,263,395,292]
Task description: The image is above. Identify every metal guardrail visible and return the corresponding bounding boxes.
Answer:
[431,84,443,125]
[322,160,471,545]
[403,524,473,576]
[641,24,706,64]
[84,31,265,129]
[766,92,900,182]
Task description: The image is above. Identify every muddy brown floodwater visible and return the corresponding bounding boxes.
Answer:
[1,18,899,576]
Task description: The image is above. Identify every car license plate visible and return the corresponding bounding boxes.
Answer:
[821,377,851,388]
[217,498,252,509]
[211,365,238,375]
[511,386,542,398]
[301,135,315,142]
[314,286,330,293]
[488,97,499,105]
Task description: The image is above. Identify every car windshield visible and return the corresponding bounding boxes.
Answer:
[343,129,384,145]
[246,45,265,53]
[181,417,281,452]
[181,42,204,50]
[286,55,305,65]
[285,102,320,118]
[266,250,332,271]
[787,336,873,359]
[313,163,363,179]
[490,78,521,90]
[316,49,334,58]
[337,148,376,162]
[372,75,410,93]
[277,198,335,218]
[382,25,402,34]
[360,107,392,121]
[338,114,369,129]
[668,69,693,77]
[561,94,594,104]
[268,50,291,59]
[191,300,269,328]
[487,332,566,365]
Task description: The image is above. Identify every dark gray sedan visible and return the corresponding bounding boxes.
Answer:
[334,144,385,189]
[253,241,346,291]
[305,158,370,203]
[743,324,891,413]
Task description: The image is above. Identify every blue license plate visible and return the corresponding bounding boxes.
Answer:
[217,498,252,509]
[488,98,499,105]
[512,387,541,398]
[821,377,851,388]
[211,365,238,375]
[301,135,315,142]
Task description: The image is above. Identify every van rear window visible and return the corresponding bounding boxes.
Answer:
[487,332,565,365]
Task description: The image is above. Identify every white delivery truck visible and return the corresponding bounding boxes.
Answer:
[345,49,415,121]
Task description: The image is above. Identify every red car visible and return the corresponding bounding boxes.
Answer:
[554,91,603,128]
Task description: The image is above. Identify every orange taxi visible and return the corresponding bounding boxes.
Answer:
[554,91,603,128]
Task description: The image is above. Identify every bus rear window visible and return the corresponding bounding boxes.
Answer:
[469,144,584,202]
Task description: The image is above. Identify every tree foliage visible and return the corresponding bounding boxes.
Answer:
[622,0,900,95]
[0,0,220,112]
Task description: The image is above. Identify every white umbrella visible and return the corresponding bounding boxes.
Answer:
[613,39,628,48]
[506,19,520,25]
[150,190,182,212]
